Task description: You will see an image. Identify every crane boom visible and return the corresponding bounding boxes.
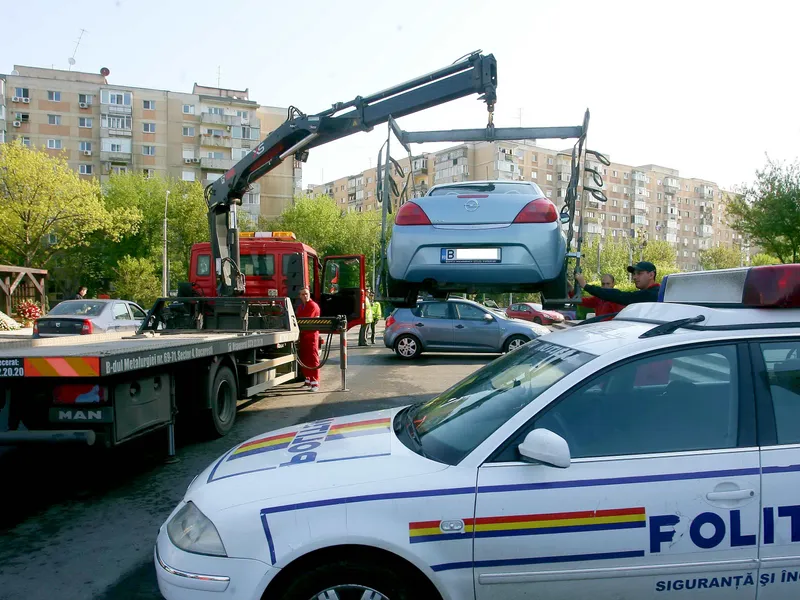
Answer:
[205,52,498,296]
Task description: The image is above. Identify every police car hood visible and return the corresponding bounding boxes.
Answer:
[187,408,447,512]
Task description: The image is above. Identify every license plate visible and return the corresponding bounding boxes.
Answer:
[440,248,501,263]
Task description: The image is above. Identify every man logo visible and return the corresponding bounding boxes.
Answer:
[58,410,103,421]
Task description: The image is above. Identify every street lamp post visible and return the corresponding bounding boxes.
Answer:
[163,190,170,297]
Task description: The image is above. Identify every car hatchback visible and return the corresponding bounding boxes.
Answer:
[386,181,568,305]
[384,298,549,358]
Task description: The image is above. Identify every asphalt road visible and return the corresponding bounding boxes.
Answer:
[0,326,494,600]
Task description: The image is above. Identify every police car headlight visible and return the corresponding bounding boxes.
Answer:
[167,502,227,557]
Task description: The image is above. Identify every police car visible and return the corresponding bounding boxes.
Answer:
[155,264,800,600]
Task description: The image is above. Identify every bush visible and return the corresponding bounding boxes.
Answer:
[113,255,162,308]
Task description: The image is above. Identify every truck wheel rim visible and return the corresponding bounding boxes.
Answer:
[215,380,234,424]
[310,585,389,600]
[398,337,416,356]
[508,337,525,350]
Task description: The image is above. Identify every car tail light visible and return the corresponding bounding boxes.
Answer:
[513,198,558,223]
[81,319,93,335]
[54,384,106,404]
[395,202,431,226]
[33,320,39,335]
[385,315,396,328]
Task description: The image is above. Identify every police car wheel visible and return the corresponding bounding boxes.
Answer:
[277,559,419,600]
[394,334,421,359]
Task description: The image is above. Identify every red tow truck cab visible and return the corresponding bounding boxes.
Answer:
[188,231,366,329]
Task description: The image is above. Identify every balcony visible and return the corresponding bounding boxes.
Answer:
[701,188,714,199]
[200,112,243,126]
[101,127,132,137]
[200,157,236,170]
[413,165,428,175]
[102,104,132,115]
[664,179,680,193]
[666,220,678,230]
[100,150,132,163]
[200,134,232,148]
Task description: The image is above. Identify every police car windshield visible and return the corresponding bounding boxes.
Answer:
[409,340,594,465]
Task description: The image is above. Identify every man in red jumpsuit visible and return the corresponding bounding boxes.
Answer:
[296,287,321,392]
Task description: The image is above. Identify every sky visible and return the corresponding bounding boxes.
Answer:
[4,0,798,190]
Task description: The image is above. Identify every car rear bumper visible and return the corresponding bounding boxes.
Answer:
[155,530,276,600]
[388,223,566,286]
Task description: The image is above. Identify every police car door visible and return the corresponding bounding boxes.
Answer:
[474,343,759,600]
[752,338,800,599]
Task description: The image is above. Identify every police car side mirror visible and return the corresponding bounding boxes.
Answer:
[518,428,571,468]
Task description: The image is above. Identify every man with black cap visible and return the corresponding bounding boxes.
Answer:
[574,261,660,306]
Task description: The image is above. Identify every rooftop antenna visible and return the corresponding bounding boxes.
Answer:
[68,28,88,71]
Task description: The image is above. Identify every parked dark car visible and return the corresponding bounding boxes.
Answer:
[33,299,147,338]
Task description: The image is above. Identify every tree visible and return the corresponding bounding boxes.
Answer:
[0,141,130,267]
[750,253,781,266]
[699,246,742,271]
[726,159,800,263]
[112,256,162,307]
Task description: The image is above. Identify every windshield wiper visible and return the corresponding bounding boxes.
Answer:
[396,406,428,458]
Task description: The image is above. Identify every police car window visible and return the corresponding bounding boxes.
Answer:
[420,303,450,319]
[529,345,740,459]
[759,341,800,445]
[408,341,594,465]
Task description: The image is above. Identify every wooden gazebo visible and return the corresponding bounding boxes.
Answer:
[0,265,48,316]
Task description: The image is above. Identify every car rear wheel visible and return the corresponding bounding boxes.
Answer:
[533,316,543,325]
[275,559,421,600]
[394,334,422,359]
[504,334,529,353]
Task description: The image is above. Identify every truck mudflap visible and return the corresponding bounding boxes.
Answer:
[0,430,96,445]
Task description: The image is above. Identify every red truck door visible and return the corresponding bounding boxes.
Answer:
[317,255,366,329]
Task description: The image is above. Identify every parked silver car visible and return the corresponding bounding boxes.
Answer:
[33,299,148,338]
[384,298,549,359]
[386,181,568,306]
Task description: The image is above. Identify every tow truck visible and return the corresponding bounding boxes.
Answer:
[2,51,598,451]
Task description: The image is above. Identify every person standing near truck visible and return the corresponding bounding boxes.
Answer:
[370,292,382,344]
[296,287,321,391]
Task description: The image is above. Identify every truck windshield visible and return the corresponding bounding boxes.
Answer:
[404,340,594,465]
[240,254,275,277]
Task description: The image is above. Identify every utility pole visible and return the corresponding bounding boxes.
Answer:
[163,190,170,297]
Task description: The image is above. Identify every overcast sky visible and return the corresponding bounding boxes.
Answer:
[5,0,798,189]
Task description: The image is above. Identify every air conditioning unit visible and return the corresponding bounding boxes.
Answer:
[79,102,88,109]
[184,158,194,164]
[13,121,21,128]
[21,97,30,104]
[11,96,21,103]
[83,150,92,156]
[192,158,201,163]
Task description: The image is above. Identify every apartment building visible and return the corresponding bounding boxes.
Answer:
[0,66,301,219]
[312,140,746,272]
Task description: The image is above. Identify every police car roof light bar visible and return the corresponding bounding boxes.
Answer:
[659,264,800,308]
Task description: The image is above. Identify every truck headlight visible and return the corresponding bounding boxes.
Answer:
[167,502,227,557]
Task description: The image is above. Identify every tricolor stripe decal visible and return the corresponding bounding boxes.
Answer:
[229,431,297,460]
[409,507,646,543]
[24,356,100,377]
[325,417,390,440]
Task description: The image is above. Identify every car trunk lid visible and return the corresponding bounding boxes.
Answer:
[413,193,539,225]
[35,317,86,335]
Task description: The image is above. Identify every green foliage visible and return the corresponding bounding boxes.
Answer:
[699,246,743,271]
[112,255,162,308]
[726,159,800,263]
[750,253,781,266]
[0,141,130,268]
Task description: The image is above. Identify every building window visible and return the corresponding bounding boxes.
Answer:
[657,179,662,186]
[182,170,196,182]
[47,91,61,102]
[532,154,537,162]
[208,107,224,115]
[143,123,156,133]
[206,151,223,159]
[20,137,31,147]
[48,114,61,126]
[101,90,132,105]
[112,166,128,176]
[142,145,155,156]
[110,143,123,152]
[547,158,554,166]
[47,139,62,150]
[14,87,30,98]
[102,115,132,130]
[143,100,155,110]
[612,170,618,177]
[623,216,628,223]
[79,164,93,175]
[79,141,92,152]
[182,104,195,114]
[182,126,195,137]
[78,117,92,128]
[531,171,537,179]
[78,93,93,105]
[143,168,155,179]
[546,189,553,198]
[623,201,629,208]
[15,112,30,122]
[623,172,629,180]
[611,214,617,221]
[546,174,553,181]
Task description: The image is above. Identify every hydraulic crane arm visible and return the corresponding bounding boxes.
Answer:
[205,51,498,296]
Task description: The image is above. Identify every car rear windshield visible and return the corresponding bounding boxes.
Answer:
[49,301,106,316]
[407,340,594,465]
[428,182,544,196]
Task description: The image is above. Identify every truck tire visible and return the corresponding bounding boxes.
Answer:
[203,366,237,438]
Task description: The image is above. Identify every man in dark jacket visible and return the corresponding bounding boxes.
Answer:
[575,261,661,306]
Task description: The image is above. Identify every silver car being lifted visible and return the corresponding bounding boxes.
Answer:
[386,181,568,305]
